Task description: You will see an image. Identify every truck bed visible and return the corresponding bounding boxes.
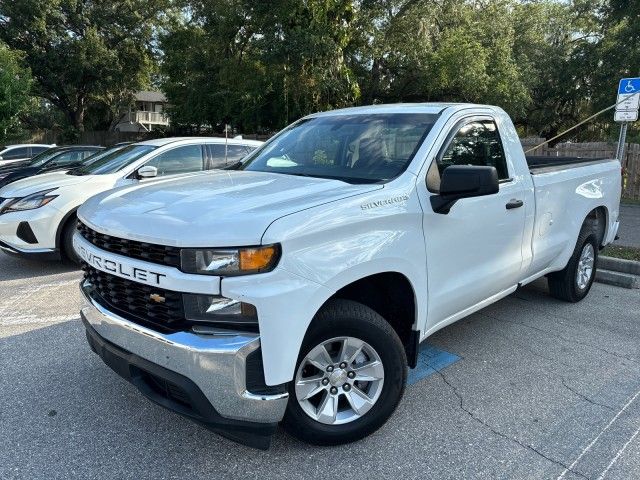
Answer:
[526,156,615,174]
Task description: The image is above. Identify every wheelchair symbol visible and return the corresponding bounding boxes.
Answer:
[624,80,637,93]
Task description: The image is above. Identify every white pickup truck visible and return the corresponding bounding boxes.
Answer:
[74,103,621,449]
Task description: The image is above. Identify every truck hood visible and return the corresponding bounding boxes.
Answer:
[80,170,382,247]
[0,171,94,198]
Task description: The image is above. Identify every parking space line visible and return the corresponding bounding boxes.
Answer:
[596,424,640,480]
[557,387,640,479]
[0,279,80,326]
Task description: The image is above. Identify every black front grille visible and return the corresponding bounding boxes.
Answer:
[83,264,187,333]
[77,222,181,269]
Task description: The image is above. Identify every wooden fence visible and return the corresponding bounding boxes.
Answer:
[26,130,272,146]
[26,130,157,146]
[521,138,640,200]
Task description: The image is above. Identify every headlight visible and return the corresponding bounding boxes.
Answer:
[0,188,58,214]
[183,294,258,330]
[180,244,280,275]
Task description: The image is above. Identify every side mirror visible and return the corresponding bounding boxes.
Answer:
[137,165,158,179]
[430,165,499,214]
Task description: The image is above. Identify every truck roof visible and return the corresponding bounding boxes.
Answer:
[309,102,493,117]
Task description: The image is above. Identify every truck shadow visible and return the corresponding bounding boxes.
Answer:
[0,252,80,282]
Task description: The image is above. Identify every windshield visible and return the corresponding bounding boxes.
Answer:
[70,145,157,175]
[241,113,438,183]
[28,148,62,167]
[79,145,127,166]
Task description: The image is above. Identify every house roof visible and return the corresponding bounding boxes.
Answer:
[134,91,167,103]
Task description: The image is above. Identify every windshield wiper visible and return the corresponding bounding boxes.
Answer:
[223,161,243,170]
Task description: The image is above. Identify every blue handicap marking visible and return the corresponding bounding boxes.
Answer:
[407,343,461,385]
[618,78,640,95]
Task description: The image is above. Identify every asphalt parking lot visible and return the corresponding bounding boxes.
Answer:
[1,253,639,480]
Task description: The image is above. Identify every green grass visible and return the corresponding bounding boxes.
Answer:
[621,197,640,206]
[601,245,640,262]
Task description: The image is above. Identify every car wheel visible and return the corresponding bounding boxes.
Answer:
[282,299,407,445]
[61,216,80,265]
[548,228,598,302]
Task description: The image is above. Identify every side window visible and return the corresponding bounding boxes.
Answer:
[2,147,30,160]
[145,145,204,176]
[208,144,252,168]
[437,120,508,180]
[51,151,84,165]
[31,146,49,155]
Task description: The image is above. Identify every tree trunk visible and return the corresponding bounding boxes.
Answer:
[72,108,85,132]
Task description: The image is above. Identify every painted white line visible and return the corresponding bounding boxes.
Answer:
[0,314,79,326]
[596,424,640,480]
[557,388,640,479]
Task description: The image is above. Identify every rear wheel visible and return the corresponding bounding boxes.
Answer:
[282,299,407,445]
[61,216,80,265]
[548,228,598,302]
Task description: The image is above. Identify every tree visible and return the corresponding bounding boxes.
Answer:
[0,43,33,142]
[0,0,171,132]
[161,0,360,132]
[347,1,530,119]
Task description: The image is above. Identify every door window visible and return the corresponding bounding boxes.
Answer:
[145,145,204,176]
[208,144,253,168]
[49,151,84,166]
[429,120,509,191]
[2,147,30,160]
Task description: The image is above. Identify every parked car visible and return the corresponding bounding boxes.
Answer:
[73,104,620,449]
[0,137,262,261]
[0,144,55,166]
[0,145,104,189]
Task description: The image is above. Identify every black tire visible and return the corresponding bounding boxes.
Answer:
[282,299,407,446]
[61,216,80,265]
[548,226,599,302]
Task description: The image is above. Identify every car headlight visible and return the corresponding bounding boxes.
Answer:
[0,188,58,214]
[180,244,280,275]
[183,294,258,329]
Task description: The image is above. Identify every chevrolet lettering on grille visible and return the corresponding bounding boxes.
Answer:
[76,244,167,285]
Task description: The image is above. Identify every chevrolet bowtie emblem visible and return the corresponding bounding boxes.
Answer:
[149,293,165,303]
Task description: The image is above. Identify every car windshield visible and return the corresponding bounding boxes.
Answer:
[69,145,157,175]
[79,145,127,166]
[28,148,62,167]
[240,113,439,184]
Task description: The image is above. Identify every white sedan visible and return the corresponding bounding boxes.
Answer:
[0,137,262,262]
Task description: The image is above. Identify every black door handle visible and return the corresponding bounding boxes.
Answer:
[506,199,523,209]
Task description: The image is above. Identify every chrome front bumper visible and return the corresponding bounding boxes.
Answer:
[79,283,289,425]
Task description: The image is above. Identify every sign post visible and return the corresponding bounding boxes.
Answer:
[615,78,640,162]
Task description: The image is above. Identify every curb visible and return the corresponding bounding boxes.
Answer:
[595,269,640,289]
[598,256,640,276]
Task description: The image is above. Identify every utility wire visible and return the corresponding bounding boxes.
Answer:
[524,92,639,154]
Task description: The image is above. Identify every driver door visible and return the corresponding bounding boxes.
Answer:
[421,117,527,327]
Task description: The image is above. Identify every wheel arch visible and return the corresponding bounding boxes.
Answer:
[55,206,79,250]
[585,205,608,247]
[311,271,420,368]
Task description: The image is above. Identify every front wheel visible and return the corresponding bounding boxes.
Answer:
[282,299,407,445]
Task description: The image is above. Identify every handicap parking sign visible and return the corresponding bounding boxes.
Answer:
[618,78,640,95]
[616,78,640,122]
